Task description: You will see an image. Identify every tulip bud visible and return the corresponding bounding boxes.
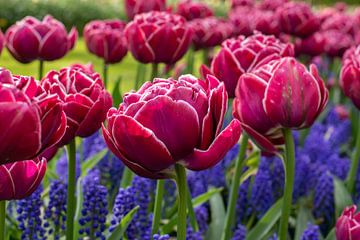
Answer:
[177,0,214,21]
[336,205,360,240]
[231,0,255,9]
[124,0,166,20]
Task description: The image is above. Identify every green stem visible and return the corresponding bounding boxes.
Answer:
[151,180,165,237]
[186,184,199,232]
[151,63,158,80]
[347,111,360,194]
[202,49,209,66]
[0,201,5,240]
[66,139,76,240]
[278,128,295,240]
[221,134,249,240]
[186,47,195,75]
[103,62,108,90]
[175,164,187,240]
[120,167,134,188]
[39,60,44,80]
[134,63,145,90]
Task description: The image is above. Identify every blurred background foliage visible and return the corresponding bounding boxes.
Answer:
[0,0,358,34]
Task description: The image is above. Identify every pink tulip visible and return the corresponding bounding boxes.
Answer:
[336,205,360,240]
[258,0,288,11]
[295,32,325,57]
[102,75,241,179]
[322,30,353,57]
[229,6,254,37]
[253,10,281,36]
[233,57,328,152]
[177,0,213,21]
[231,0,255,9]
[124,0,166,20]
[321,12,356,36]
[5,15,77,63]
[0,158,46,200]
[83,19,127,64]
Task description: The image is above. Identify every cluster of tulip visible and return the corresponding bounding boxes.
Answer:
[0,0,360,240]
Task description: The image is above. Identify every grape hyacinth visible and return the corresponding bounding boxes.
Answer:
[232,224,246,240]
[153,234,170,240]
[300,224,320,240]
[16,186,46,240]
[236,178,251,224]
[56,151,81,182]
[110,187,136,232]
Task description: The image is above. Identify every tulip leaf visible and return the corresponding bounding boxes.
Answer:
[112,76,122,107]
[205,191,226,240]
[246,198,283,240]
[73,176,84,240]
[333,176,353,218]
[325,228,336,240]
[294,204,316,240]
[107,205,140,240]
[80,149,107,178]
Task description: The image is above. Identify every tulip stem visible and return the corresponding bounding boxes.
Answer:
[66,139,76,240]
[120,167,134,188]
[135,63,146,90]
[39,60,44,80]
[347,110,360,194]
[103,62,108,90]
[221,134,249,240]
[151,63,158,80]
[0,201,5,240]
[186,47,195,74]
[175,164,187,240]
[278,128,295,240]
[151,180,165,237]
[202,49,209,66]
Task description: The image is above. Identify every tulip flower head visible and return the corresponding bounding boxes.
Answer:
[336,205,360,240]
[5,15,77,63]
[176,0,214,21]
[231,0,255,9]
[125,11,193,64]
[233,57,328,152]
[41,64,112,146]
[0,157,46,200]
[83,19,128,64]
[102,75,241,179]
[124,0,167,20]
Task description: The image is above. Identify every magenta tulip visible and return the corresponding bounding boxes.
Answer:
[83,19,127,64]
[253,10,281,36]
[0,157,46,200]
[124,0,166,20]
[231,0,255,9]
[233,57,328,152]
[276,2,320,38]
[295,32,325,57]
[336,205,360,240]
[322,30,353,57]
[188,17,233,50]
[258,0,288,11]
[229,7,254,37]
[41,64,112,146]
[125,11,193,64]
[321,12,356,36]
[177,0,213,21]
[102,75,241,179]
[211,32,294,97]
[340,46,360,110]
[5,15,77,63]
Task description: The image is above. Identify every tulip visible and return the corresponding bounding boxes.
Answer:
[211,32,294,97]
[295,32,325,57]
[322,30,353,57]
[258,0,288,11]
[125,11,193,65]
[41,64,112,146]
[253,10,281,36]
[321,12,356,36]
[0,30,3,56]
[230,0,255,9]
[5,15,77,64]
[177,0,213,21]
[188,17,233,50]
[228,7,254,37]
[336,205,360,240]
[124,0,166,20]
[0,157,46,200]
[276,2,320,38]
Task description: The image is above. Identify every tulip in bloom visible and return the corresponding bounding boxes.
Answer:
[188,17,233,50]
[0,157,46,200]
[5,15,77,63]
[124,0,166,20]
[229,7,254,37]
[321,12,356,36]
[177,0,213,21]
[322,30,353,57]
[41,64,112,146]
[295,32,325,57]
[253,10,281,36]
[230,0,255,9]
[102,75,241,179]
[83,19,127,64]
[211,32,294,97]
[233,57,328,152]
[336,205,360,240]
[340,46,360,110]
[125,11,193,64]
[276,2,320,38]
[258,0,288,11]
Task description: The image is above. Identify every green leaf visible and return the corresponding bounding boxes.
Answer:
[73,177,84,240]
[112,76,122,107]
[294,205,315,240]
[246,198,283,240]
[107,206,140,240]
[205,191,226,240]
[333,176,353,218]
[80,149,107,178]
[325,228,336,240]
[193,187,223,208]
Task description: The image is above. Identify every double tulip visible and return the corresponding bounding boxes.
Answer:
[258,0,288,11]
[233,57,328,152]
[0,69,66,164]
[0,157,46,200]
[124,0,166,20]
[210,32,294,97]
[336,205,360,240]
[295,32,325,57]
[125,11,193,64]
[102,75,241,179]
[176,0,214,21]
[5,15,77,63]
[322,30,353,57]
[230,0,255,8]
[84,20,127,64]
[41,64,112,146]
[253,10,281,37]
[229,7,254,37]
[340,46,360,109]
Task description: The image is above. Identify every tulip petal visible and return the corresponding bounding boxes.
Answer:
[39,28,68,61]
[240,122,278,153]
[10,25,40,63]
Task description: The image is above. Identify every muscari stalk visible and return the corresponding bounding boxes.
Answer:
[347,110,360,194]
[151,180,165,237]
[175,164,187,240]
[221,134,249,240]
[0,201,5,240]
[278,128,295,240]
[65,139,76,240]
